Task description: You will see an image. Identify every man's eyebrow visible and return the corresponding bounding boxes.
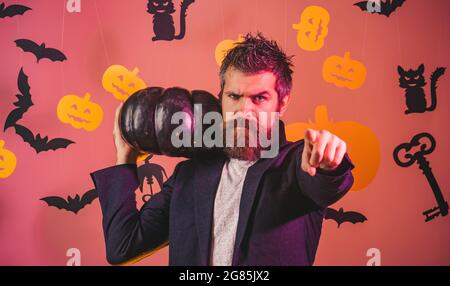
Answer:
[225,91,242,97]
[251,91,270,97]
[225,91,270,97]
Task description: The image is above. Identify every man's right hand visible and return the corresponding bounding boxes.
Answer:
[114,103,142,165]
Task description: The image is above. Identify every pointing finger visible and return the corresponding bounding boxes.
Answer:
[310,132,329,167]
[305,128,317,146]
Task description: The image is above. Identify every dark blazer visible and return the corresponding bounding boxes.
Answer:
[90,121,355,266]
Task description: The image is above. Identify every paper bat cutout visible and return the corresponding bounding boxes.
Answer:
[325,207,367,228]
[354,0,406,17]
[4,68,76,153]
[15,39,67,63]
[12,124,75,153]
[40,189,98,214]
[0,2,31,18]
[4,68,34,131]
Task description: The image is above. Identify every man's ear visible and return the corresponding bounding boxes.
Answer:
[279,94,290,117]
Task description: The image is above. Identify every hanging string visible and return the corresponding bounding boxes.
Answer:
[60,0,66,50]
[284,0,287,50]
[94,0,111,66]
[442,15,447,63]
[13,6,24,147]
[165,39,174,85]
[324,32,329,58]
[253,0,259,33]
[219,0,225,40]
[360,13,369,60]
[60,0,66,96]
[323,5,329,58]
[395,15,404,64]
[15,11,24,67]
[355,13,369,111]
[434,13,444,65]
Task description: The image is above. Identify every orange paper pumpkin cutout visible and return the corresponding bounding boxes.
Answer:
[137,153,151,163]
[215,35,245,66]
[292,6,330,51]
[0,140,17,179]
[286,105,380,192]
[57,93,103,132]
[322,52,367,90]
[102,65,147,101]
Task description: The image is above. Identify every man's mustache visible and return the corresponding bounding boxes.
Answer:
[224,115,259,130]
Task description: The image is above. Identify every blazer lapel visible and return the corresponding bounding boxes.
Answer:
[194,155,226,265]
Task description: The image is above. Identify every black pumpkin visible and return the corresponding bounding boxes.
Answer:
[119,87,221,158]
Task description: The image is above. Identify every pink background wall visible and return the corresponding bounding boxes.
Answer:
[0,0,449,265]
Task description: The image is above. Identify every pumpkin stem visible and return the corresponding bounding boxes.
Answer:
[315,105,331,124]
[344,51,351,61]
[0,140,4,148]
[132,68,139,75]
[84,93,91,101]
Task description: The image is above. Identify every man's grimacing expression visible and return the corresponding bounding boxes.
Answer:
[221,67,290,131]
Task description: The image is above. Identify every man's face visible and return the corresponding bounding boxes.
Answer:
[220,67,289,160]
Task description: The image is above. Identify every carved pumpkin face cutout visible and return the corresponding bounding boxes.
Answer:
[57,93,103,131]
[0,140,17,179]
[286,105,380,192]
[292,6,330,51]
[322,52,367,90]
[102,65,147,101]
[215,34,245,66]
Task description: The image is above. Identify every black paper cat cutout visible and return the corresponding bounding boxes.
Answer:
[147,0,195,41]
[398,64,446,114]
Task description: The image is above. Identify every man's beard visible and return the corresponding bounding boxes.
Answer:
[222,119,266,161]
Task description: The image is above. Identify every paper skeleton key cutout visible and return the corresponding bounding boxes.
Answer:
[393,132,448,222]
